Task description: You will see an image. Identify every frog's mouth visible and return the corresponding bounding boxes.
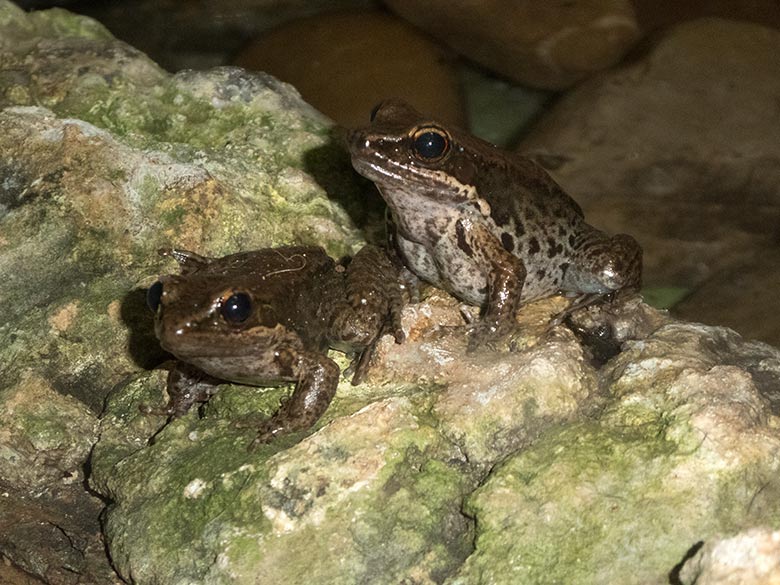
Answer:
[156,323,297,360]
[347,131,403,182]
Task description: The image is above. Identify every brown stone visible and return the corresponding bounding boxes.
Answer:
[234,11,465,128]
[384,0,640,89]
[633,0,780,33]
[673,251,780,347]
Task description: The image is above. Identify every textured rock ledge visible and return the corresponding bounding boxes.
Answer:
[1,2,780,584]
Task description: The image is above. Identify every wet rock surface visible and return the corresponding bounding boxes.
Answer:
[2,2,780,584]
[521,18,780,345]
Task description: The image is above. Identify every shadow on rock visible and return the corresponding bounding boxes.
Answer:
[302,127,387,246]
[120,287,169,370]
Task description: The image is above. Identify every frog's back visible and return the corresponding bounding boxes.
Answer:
[203,246,334,295]
[464,148,587,300]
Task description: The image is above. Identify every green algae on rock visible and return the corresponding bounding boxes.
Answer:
[0,0,377,581]
[93,391,474,584]
[448,323,780,584]
[3,1,780,584]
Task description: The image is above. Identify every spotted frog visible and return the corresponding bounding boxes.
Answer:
[146,245,404,446]
[348,100,642,343]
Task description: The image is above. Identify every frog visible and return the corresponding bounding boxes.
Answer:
[347,99,642,346]
[145,244,404,447]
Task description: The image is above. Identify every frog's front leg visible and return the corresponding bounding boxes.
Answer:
[455,219,527,348]
[251,352,340,448]
[142,361,222,418]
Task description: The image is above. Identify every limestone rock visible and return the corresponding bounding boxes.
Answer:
[0,1,370,581]
[520,18,780,341]
[2,2,780,584]
[678,528,780,585]
[449,323,780,584]
[384,0,641,89]
[234,11,464,129]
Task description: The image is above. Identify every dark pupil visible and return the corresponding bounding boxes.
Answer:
[221,292,252,323]
[146,281,163,312]
[414,132,447,159]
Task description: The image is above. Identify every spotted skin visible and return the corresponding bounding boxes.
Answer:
[348,99,642,342]
[148,245,404,446]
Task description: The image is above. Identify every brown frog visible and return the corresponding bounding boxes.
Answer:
[145,245,404,447]
[348,99,642,345]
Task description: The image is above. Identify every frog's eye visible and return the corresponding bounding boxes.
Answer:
[146,281,163,312]
[412,127,449,161]
[221,292,253,324]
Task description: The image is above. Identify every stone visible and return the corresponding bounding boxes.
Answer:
[0,374,113,585]
[233,11,465,129]
[678,528,780,585]
[632,0,780,33]
[520,18,780,342]
[458,64,551,148]
[449,323,780,584]
[384,0,641,89]
[673,251,780,347]
[3,3,780,584]
[0,0,371,580]
[57,0,379,71]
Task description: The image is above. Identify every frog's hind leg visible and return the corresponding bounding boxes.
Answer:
[333,245,406,346]
[547,292,611,331]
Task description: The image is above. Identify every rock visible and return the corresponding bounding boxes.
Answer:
[384,0,641,90]
[520,18,780,342]
[59,0,379,71]
[0,0,371,581]
[0,375,113,585]
[3,2,780,584]
[633,0,780,33]
[673,251,780,347]
[233,11,465,129]
[449,323,780,584]
[678,528,780,585]
[0,374,97,491]
[458,64,552,148]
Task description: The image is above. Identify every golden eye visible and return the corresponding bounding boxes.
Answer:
[412,127,450,160]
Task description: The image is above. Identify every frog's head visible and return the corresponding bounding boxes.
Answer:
[348,99,508,205]
[146,250,290,362]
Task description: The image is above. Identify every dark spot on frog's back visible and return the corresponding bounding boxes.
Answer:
[455,221,474,257]
[500,232,515,252]
[528,237,540,254]
[489,201,513,227]
[547,237,563,258]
